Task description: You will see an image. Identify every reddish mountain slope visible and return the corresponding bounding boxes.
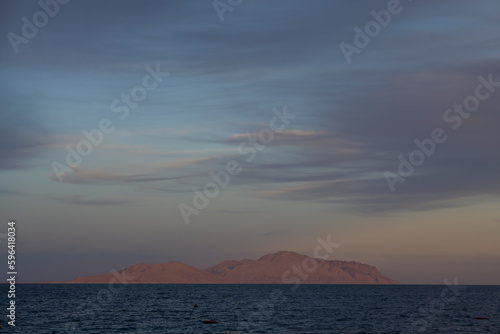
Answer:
[67,261,228,284]
[206,251,398,284]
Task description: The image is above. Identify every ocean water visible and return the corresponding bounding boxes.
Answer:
[2,284,499,333]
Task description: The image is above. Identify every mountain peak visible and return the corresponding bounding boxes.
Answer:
[258,250,306,262]
[206,251,398,284]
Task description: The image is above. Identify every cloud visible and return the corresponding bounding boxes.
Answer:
[50,194,134,206]
[212,60,500,213]
[227,130,327,141]
[47,156,219,187]
[0,92,55,170]
[4,0,500,217]
[0,188,22,197]
[212,209,254,215]
[49,166,192,186]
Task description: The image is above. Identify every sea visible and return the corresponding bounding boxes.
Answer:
[2,284,499,333]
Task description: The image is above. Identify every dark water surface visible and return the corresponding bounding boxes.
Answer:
[2,284,499,333]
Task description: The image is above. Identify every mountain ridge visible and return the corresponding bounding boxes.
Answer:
[51,251,398,284]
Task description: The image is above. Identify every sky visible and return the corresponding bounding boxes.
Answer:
[0,0,499,284]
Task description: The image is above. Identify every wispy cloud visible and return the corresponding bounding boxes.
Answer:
[4,0,500,217]
[50,194,134,206]
[47,156,219,186]
[0,93,55,170]
[0,188,23,197]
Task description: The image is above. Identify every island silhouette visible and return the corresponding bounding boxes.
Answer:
[49,251,398,284]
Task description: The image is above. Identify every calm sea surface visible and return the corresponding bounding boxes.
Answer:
[2,284,499,333]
